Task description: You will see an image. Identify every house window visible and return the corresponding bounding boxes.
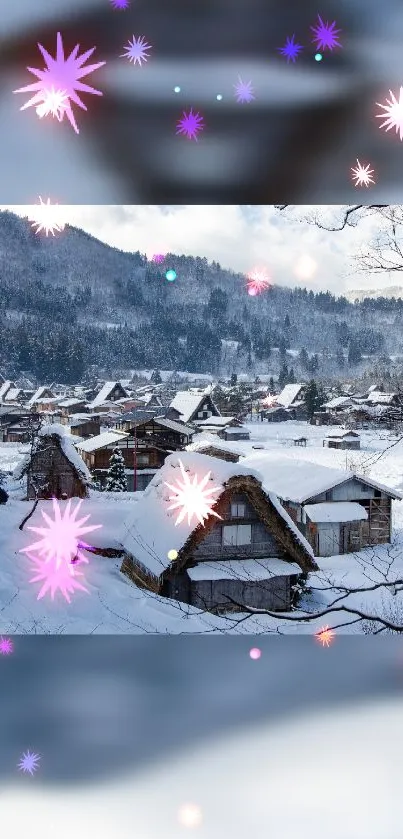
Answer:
[197,411,204,418]
[136,454,149,466]
[231,503,246,518]
[325,491,332,501]
[203,403,208,410]
[374,489,381,498]
[222,524,252,545]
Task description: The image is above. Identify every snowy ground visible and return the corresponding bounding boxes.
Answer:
[1,420,403,634]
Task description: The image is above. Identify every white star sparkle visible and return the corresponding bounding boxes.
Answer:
[351,159,375,187]
[376,87,403,140]
[29,197,65,236]
[164,460,222,526]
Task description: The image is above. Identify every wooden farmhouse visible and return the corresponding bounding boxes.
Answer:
[323,431,361,450]
[77,414,193,491]
[186,440,242,463]
[243,453,402,557]
[120,452,318,613]
[26,386,55,410]
[169,391,221,424]
[14,423,91,500]
[86,381,129,413]
[70,415,101,439]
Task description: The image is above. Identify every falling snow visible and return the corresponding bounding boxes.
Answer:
[120,35,152,66]
[176,109,204,140]
[14,31,105,134]
[376,87,403,141]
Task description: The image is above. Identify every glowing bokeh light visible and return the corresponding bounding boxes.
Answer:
[165,269,177,282]
[14,31,105,134]
[249,647,261,660]
[174,86,181,93]
[314,53,323,62]
[294,254,317,281]
[165,460,222,527]
[167,549,178,561]
[178,803,203,828]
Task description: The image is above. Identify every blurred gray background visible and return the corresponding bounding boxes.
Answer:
[1,638,403,838]
[1,0,403,202]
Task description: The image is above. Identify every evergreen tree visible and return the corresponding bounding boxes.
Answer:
[299,347,309,370]
[151,369,162,384]
[308,353,319,375]
[348,340,362,366]
[278,363,288,389]
[105,447,127,492]
[336,347,345,368]
[288,367,295,383]
[230,373,238,386]
[269,376,275,392]
[305,379,321,419]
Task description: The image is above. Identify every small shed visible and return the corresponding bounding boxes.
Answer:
[323,431,361,450]
[294,437,307,447]
[218,426,250,441]
[14,423,91,500]
[303,502,368,556]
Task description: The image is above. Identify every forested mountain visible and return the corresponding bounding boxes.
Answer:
[0,210,402,384]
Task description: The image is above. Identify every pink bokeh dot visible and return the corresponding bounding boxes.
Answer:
[248,287,257,296]
[249,647,261,660]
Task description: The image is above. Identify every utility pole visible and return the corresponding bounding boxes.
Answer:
[133,409,137,492]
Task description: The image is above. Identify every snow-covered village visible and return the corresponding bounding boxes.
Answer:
[2,204,403,635]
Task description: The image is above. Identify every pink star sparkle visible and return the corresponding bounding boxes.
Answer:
[351,159,375,187]
[315,625,335,647]
[246,267,271,296]
[110,0,130,8]
[20,498,102,603]
[14,31,105,134]
[0,636,14,655]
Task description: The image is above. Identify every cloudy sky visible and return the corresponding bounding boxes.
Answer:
[1,204,394,296]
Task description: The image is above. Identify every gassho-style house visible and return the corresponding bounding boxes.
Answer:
[120,452,318,614]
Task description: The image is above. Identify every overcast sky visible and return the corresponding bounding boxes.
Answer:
[1,204,394,296]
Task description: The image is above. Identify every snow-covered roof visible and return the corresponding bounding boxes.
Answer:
[325,431,360,439]
[58,398,86,408]
[27,386,54,407]
[304,502,368,523]
[242,452,403,503]
[3,388,21,401]
[169,391,216,423]
[76,430,129,453]
[195,416,234,427]
[323,396,352,409]
[121,451,314,578]
[276,384,305,409]
[366,391,397,404]
[13,423,92,483]
[187,557,302,582]
[153,417,194,436]
[87,382,128,410]
[0,381,15,401]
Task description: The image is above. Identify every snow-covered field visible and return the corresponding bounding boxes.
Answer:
[1,420,403,634]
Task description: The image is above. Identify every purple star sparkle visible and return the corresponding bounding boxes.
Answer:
[234,77,255,103]
[311,15,342,51]
[152,253,166,263]
[110,0,130,8]
[278,35,304,63]
[121,35,152,66]
[0,636,14,655]
[14,31,106,134]
[18,751,41,775]
[176,109,204,140]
